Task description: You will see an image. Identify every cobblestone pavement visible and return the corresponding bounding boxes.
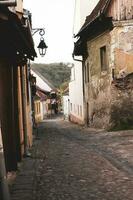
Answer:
[10,117,133,200]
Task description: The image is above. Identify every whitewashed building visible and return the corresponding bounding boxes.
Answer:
[31,69,52,93]
[31,69,53,122]
[63,95,70,120]
[69,0,98,124]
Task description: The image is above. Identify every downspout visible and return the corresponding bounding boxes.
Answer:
[0,122,10,200]
[0,0,17,6]
[82,60,86,126]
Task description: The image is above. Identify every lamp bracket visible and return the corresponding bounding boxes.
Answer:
[32,28,45,36]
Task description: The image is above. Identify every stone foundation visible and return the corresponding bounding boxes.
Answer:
[69,113,84,125]
[90,73,133,130]
[110,73,133,130]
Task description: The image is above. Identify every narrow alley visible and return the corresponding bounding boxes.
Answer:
[0,1,133,200]
[10,116,133,200]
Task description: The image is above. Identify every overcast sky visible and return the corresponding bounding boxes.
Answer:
[23,0,98,64]
[23,0,75,63]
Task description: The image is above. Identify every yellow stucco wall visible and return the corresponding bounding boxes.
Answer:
[85,31,112,128]
[34,100,43,123]
[15,0,23,13]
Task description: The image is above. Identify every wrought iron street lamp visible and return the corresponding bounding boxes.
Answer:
[32,28,48,57]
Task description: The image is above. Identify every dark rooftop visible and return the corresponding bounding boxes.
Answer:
[77,0,111,36]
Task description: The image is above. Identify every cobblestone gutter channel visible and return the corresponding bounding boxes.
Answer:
[9,119,133,200]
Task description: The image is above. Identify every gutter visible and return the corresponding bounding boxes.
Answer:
[72,54,82,62]
[0,0,17,7]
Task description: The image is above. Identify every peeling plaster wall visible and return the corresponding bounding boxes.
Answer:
[108,0,133,21]
[113,25,133,77]
[85,23,133,129]
[110,24,133,129]
[85,32,112,128]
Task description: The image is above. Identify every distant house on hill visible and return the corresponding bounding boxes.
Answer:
[31,69,54,92]
[34,87,49,123]
[30,69,54,123]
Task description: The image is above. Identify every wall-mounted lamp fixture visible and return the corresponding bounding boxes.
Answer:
[32,28,48,57]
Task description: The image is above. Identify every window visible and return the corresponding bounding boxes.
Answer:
[100,46,107,71]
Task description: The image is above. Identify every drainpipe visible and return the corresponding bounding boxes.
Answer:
[20,66,29,157]
[72,54,82,62]
[0,0,17,6]
[0,123,10,200]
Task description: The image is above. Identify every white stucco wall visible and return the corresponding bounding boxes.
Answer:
[63,95,70,120]
[31,70,52,92]
[69,63,84,121]
[69,0,99,123]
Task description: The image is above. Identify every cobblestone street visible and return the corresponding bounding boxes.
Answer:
[10,117,133,200]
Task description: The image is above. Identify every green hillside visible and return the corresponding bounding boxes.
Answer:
[31,62,71,89]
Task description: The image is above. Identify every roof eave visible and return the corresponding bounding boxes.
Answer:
[75,0,112,37]
[73,16,113,57]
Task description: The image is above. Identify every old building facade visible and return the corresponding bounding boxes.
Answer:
[0,3,36,199]
[31,69,53,123]
[69,0,98,125]
[74,0,133,129]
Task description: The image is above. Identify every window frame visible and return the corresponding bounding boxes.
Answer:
[100,45,108,71]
